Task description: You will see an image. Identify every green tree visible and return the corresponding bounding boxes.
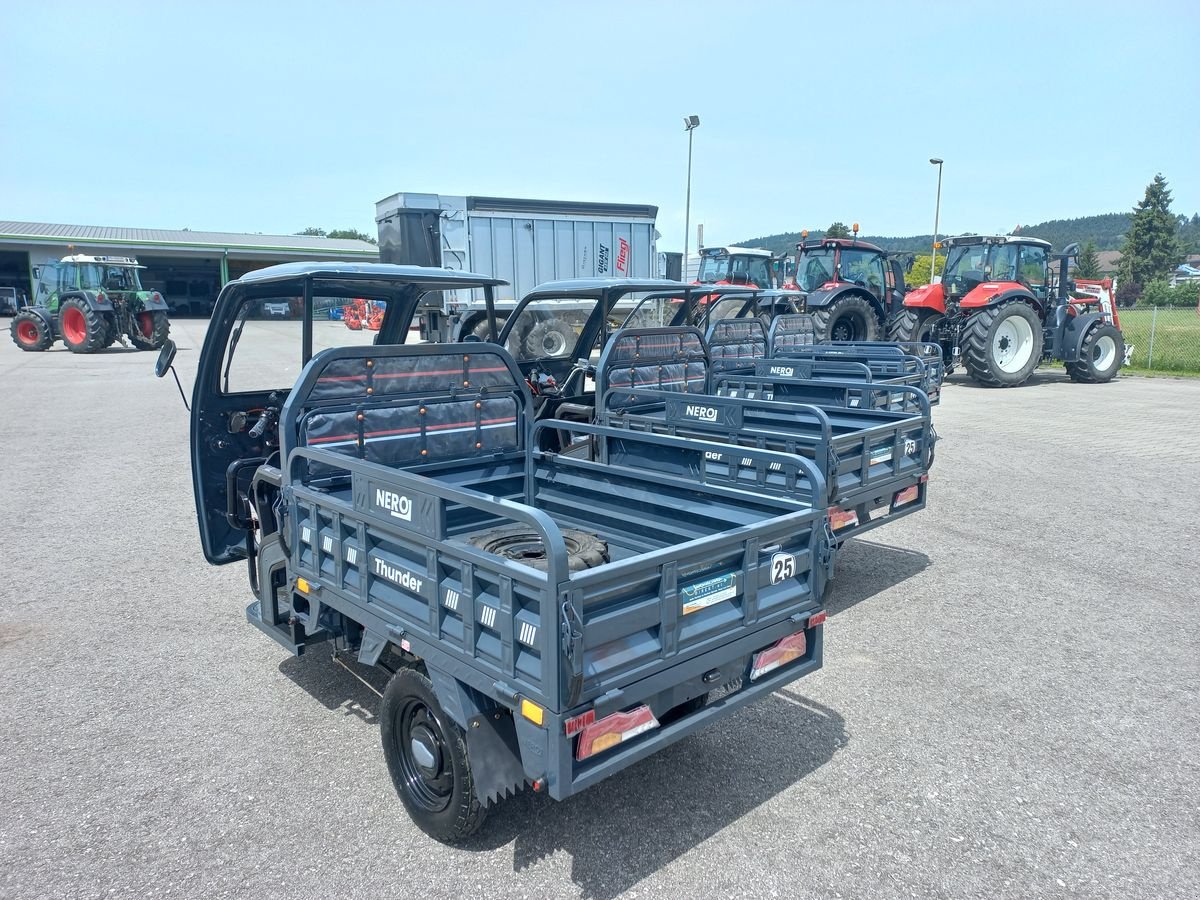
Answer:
[904,253,945,288]
[297,227,327,236]
[327,228,378,245]
[825,222,851,239]
[1075,241,1101,278]
[1118,174,1183,296]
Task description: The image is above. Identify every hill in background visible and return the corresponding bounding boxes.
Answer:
[735,212,1200,255]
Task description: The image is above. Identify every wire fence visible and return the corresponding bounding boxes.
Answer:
[1120,307,1200,374]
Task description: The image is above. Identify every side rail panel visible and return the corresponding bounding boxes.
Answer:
[716,373,932,416]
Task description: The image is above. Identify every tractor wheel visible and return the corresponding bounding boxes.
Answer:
[467,314,509,343]
[1066,323,1124,384]
[961,302,1043,387]
[10,311,52,351]
[59,299,107,353]
[886,308,942,343]
[380,667,487,843]
[469,525,608,573]
[523,319,576,358]
[101,313,120,348]
[130,311,170,350]
[810,295,880,343]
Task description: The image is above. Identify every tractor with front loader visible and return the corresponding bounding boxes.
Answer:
[886,235,1125,387]
[10,254,170,353]
[788,226,910,343]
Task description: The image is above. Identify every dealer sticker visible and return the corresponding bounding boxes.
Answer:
[681,572,738,615]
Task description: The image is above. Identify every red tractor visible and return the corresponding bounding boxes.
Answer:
[787,226,910,342]
[887,235,1125,387]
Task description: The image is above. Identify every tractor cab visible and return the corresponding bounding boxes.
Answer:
[937,235,1051,310]
[695,246,777,287]
[163,263,506,566]
[34,254,147,310]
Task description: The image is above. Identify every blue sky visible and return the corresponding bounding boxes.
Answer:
[1,0,1196,249]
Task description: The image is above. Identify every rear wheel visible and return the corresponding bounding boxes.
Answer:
[130,311,170,350]
[380,667,486,843]
[962,302,1043,387]
[810,295,880,343]
[524,319,575,358]
[59,299,106,353]
[1066,323,1124,384]
[101,313,120,348]
[10,311,52,351]
[886,308,942,343]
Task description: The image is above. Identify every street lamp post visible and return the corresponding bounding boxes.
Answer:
[683,115,700,279]
[929,158,944,282]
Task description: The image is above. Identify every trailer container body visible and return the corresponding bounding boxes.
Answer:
[375,193,659,341]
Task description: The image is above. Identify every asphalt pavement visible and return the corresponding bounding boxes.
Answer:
[1,319,1198,899]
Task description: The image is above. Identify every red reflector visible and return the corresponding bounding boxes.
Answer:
[893,485,920,508]
[750,631,807,682]
[808,610,827,628]
[575,705,659,761]
[564,708,596,737]
[920,474,929,483]
[828,506,859,531]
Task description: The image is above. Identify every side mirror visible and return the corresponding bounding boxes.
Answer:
[155,339,177,378]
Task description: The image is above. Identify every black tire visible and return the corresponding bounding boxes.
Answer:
[961,302,1044,387]
[129,311,170,351]
[469,525,608,572]
[101,313,120,348]
[524,319,576,358]
[468,315,506,343]
[380,667,486,843]
[10,310,52,351]
[810,295,880,343]
[59,298,107,353]
[1066,323,1124,384]
[885,308,942,343]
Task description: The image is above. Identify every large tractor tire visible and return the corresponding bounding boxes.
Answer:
[101,313,121,348]
[380,667,486,844]
[469,525,608,573]
[59,299,107,353]
[130,311,170,351]
[10,310,53,351]
[523,319,575,358]
[810,295,880,343]
[962,302,1043,387]
[468,314,507,343]
[1066,323,1124,384]
[886,308,942,343]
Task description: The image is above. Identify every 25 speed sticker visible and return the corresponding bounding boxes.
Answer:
[770,552,797,584]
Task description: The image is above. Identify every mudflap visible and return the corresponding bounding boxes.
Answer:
[426,665,529,806]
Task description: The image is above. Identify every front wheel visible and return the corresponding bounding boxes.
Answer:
[1066,323,1124,384]
[10,310,52,351]
[961,302,1044,387]
[380,667,486,843]
[524,318,575,358]
[810,295,880,343]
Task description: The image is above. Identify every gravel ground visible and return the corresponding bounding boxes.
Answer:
[1,320,1198,899]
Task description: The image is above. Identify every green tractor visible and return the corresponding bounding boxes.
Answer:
[10,254,170,353]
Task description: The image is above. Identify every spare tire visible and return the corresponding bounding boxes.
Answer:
[524,319,575,358]
[469,526,608,572]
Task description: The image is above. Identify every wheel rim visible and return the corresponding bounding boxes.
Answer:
[482,530,585,563]
[992,314,1035,373]
[16,320,39,345]
[831,314,859,342]
[62,307,87,344]
[396,698,454,812]
[1092,335,1117,371]
[540,330,568,356]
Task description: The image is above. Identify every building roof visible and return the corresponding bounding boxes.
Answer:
[0,220,378,256]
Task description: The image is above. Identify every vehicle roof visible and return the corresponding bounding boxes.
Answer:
[703,246,773,257]
[944,234,1052,248]
[60,253,142,266]
[233,262,507,289]
[797,238,886,254]
[520,278,704,300]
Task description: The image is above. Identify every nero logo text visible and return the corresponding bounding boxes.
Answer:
[373,557,424,594]
[376,489,412,521]
[768,366,795,377]
[685,405,719,422]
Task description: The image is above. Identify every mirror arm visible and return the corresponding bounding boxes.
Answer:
[169,366,191,412]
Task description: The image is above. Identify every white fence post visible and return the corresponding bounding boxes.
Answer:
[1148,306,1158,369]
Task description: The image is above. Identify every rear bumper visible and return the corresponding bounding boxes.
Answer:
[540,618,824,800]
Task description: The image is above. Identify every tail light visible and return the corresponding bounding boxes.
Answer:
[575,705,659,761]
[893,485,919,508]
[95,292,107,304]
[750,630,808,682]
[828,506,859,531]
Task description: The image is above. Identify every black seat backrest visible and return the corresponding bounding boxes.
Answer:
[768,313,817,355]
[596,327,709,411]
[280,344,530,470]
[705,317,767,373]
